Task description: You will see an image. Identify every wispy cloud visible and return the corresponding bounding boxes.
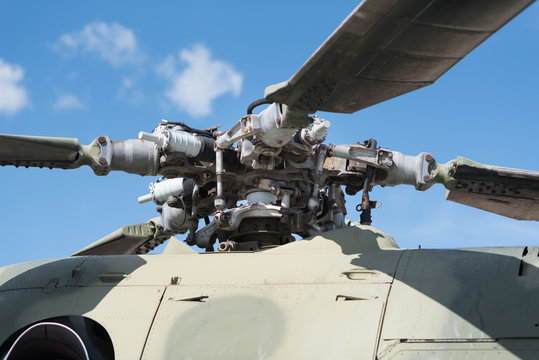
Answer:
[121,77,133,90]
[117,76,145,105]
[53,94,84,110]
[55,22,140,66]
[156,44,242,117]
[0,58,29,115]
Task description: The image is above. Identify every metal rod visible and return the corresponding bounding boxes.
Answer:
[214,149,225,211]
[360,139,377,225]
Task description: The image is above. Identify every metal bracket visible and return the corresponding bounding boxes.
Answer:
[331,144,393,168]
[216,103,297,149]
[94,135,112,176]
[215,204,282,231]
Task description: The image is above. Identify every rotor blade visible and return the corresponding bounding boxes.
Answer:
[445,158,539,221]
[0,134,159,176]
[72,218,172,256]
[0,134,84,169]
[265,0,535,114]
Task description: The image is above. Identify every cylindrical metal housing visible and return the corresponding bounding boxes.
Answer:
[110,139,159,176]
[138,178,191,204]
[255,103,296,148]
[161,203,188,233]
[139,130,214,161]
[167,131,203,157]
[246,191,277,205]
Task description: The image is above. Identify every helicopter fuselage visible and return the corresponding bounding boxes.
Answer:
[1,224,538,359]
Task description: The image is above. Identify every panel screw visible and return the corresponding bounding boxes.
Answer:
[98,157,107,165]
[98,136,106,144]
[424,175,431,182]
[425,154,433,162]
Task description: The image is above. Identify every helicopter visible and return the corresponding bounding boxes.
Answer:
[1,0,539,359]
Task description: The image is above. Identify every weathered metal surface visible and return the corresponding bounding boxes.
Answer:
[445,157,539,221]
[143,284,386,359]
[2,225,539,358]
[265,0,535,114]
[0,134,83,169]
[73,217,171,256]
[378,246,539,358]
[0,225,402,359]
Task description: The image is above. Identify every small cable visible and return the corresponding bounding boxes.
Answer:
[247,98,273,114]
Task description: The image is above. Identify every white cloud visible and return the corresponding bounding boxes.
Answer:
[118,76,144,105]
[56,22,139,66]
[121,77,133,89]
[0,58,29,115]
[156,44,242,117]
[53,94,84,110]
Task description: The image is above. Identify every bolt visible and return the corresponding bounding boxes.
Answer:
[424,175,431,182]
[98,157,107,165]
[388,152,393,158]
[425,154,433,162]
[98,136,107,144]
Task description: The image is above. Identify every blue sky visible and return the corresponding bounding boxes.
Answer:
[0,1,538,266]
